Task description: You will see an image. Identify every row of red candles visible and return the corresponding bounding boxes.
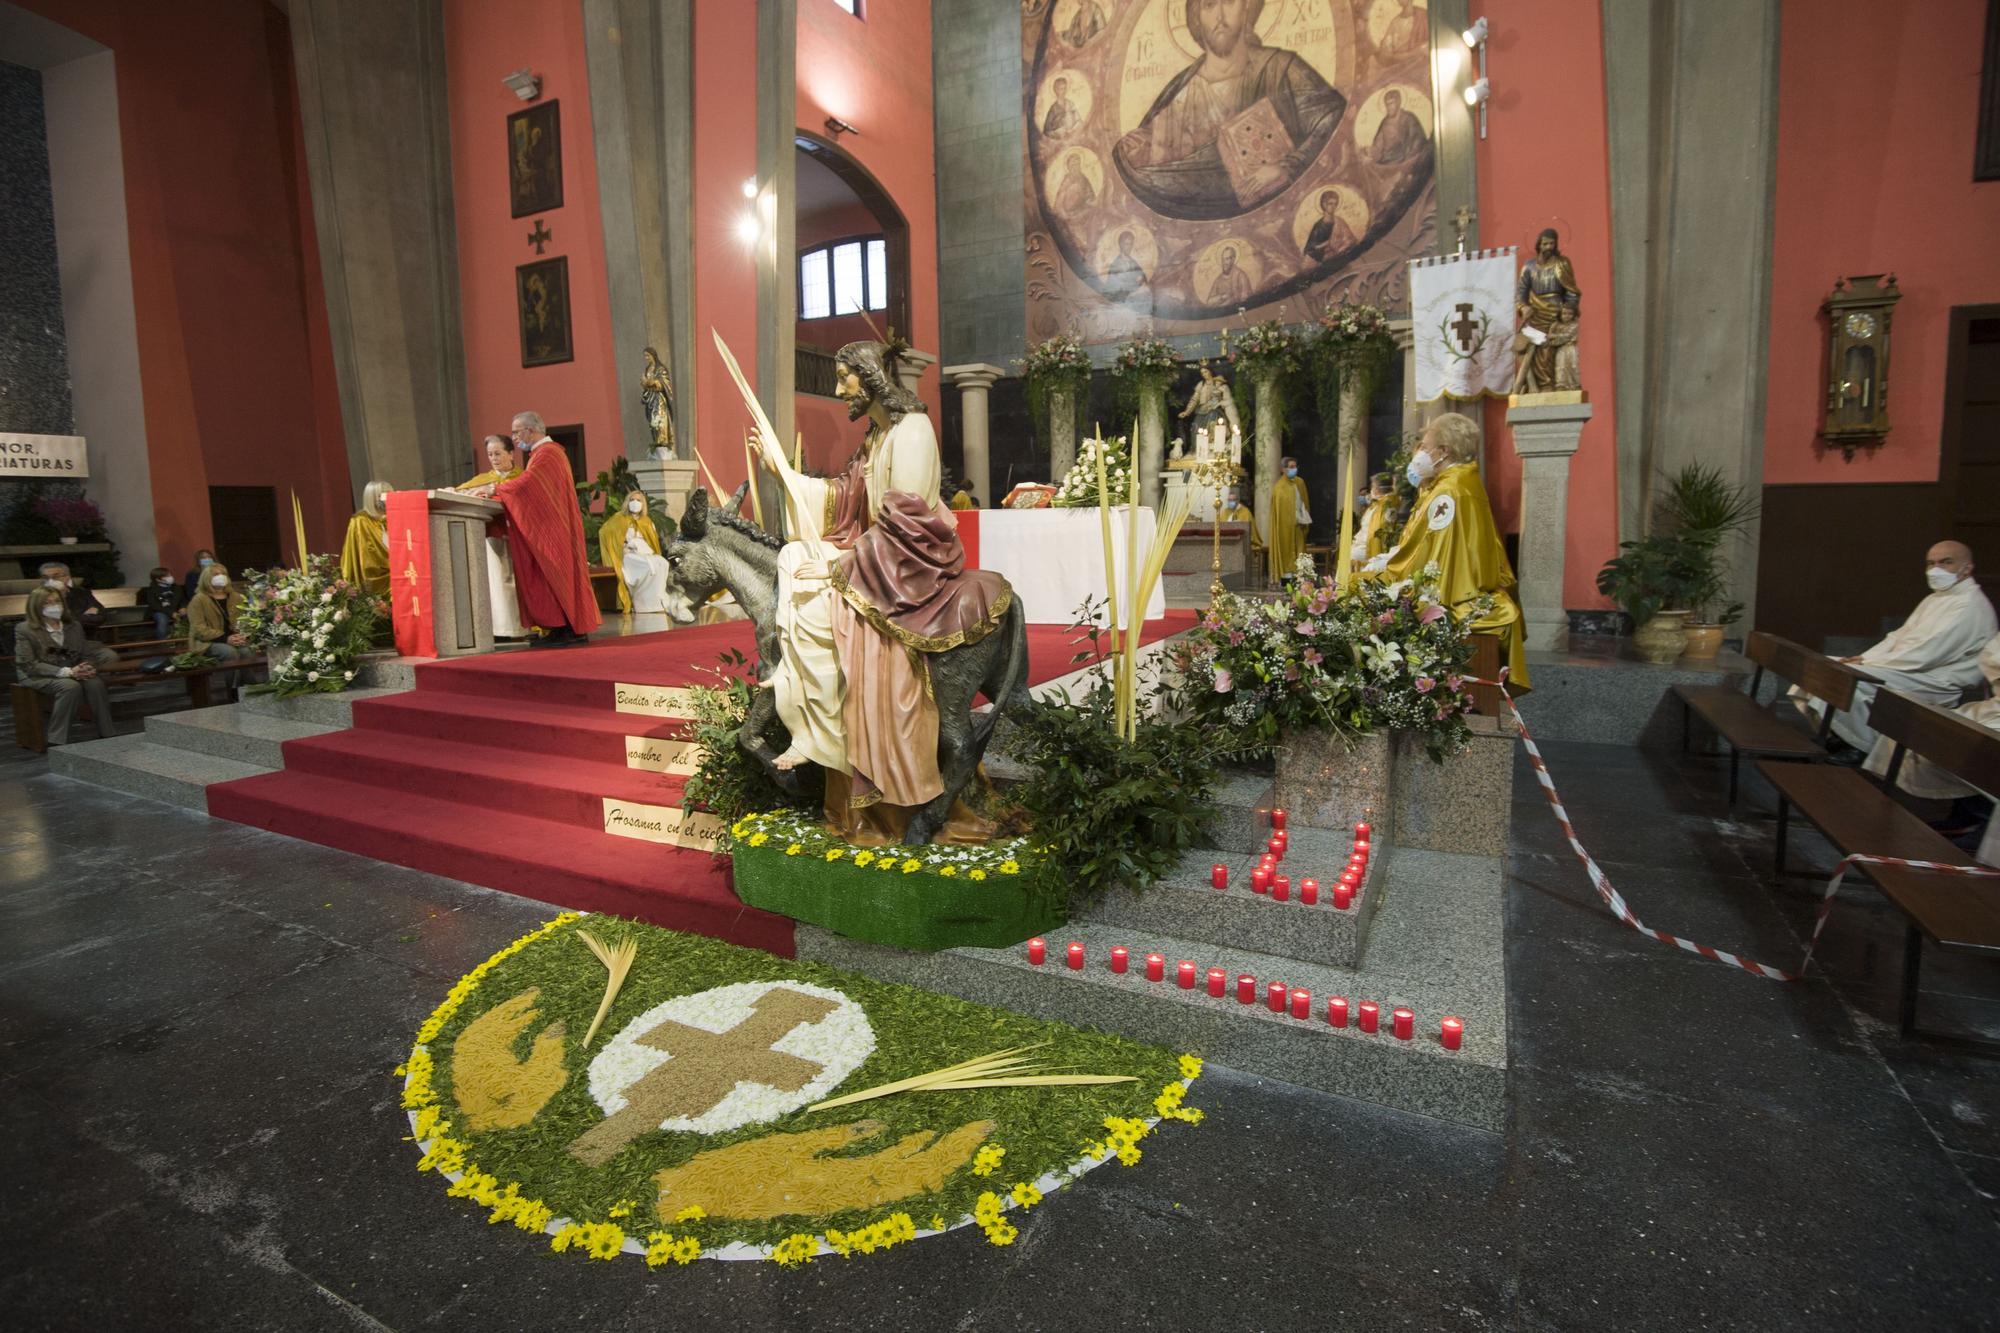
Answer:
[1024,937,1464,1050]
[1212,814,1370,907]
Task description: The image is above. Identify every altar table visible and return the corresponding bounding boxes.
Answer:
[954,507,1165,626]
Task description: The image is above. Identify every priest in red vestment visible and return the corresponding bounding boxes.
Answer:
[474,411,601,647]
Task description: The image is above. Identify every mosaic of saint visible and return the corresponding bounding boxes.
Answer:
[1024,0,1437,343]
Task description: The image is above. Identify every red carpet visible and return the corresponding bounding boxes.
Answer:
[206,613,1195,954]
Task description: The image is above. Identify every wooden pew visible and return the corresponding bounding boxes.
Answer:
[11,656,265,754]
[1672,631,1877,808]
[1755,688,2000,1047]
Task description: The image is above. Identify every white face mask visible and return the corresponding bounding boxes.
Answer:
[40,604,63,622]
[1408,450,1438,484]
[156,577,172,586]
[198,556,213,567]
[44,577,66,590]
[627,499,645,514]
[210,575,229,590]
[1926,566,1962,593]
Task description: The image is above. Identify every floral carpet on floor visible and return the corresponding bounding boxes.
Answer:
[400,913,1204,1265]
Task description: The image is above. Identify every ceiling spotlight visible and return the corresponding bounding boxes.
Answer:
[501,68,541,102]
[1463,77,1491,107]
[824,115,859,139]
[742,177,759,200]
[735,212,761,245]
[1462,16,1488,48]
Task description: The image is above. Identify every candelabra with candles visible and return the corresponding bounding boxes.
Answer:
[1189,433,1244,609]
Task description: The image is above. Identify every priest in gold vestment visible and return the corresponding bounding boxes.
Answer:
[1268,457,1311,583]
[456,436,528,637]
[339,480,391,595]
[1363,414,1530,690]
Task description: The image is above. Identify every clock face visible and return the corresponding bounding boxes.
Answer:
[1843,312,1878,340]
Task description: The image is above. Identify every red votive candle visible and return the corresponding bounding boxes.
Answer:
[1145,952,1165,982]
[1392,1007,1414,1040]
[1271,808,1287,831]
[1440,1016,1465,1051]
[1177,960,1197,990]
[1333,882,1354,911]
[1211,863,1229,890]
[1300,877,1319,905]
[1236,973,1257,1004]
[1027,938,1046,965]
[1355,820,1372,839]
[1207,967,1227,997]
[1266,981,1287,1013]
[1272,874,1290,902]
[1358,1000,1380,1033]
[1267,836,1285,859]
[1340,869,1362,890]
[1290,987,1312,1019]
[1251,866,1272,894]
[1354,838,1371,856]
[1327,995,1350,1027]
[1273,831,1289,855]
[1066,942,1085,970]
[1109,946,1129,974]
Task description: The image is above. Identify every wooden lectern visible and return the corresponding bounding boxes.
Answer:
[385,490,504,659]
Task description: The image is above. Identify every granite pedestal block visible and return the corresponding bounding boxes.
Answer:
[1273,727,1397,843]
[1391,717,1515,858]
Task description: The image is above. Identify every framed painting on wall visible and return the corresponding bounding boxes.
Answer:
[517,257,574,367]
[508,100,563,217]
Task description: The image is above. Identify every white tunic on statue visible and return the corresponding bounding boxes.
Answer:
[1805,575,1997,751]
[757,413,943,771]
[621,526,671,614]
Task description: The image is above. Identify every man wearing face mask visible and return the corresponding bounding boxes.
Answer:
[187,563,253,693]
[1362,413,1529,689]
[468,411,601,648]
[1268,456,1311,584]
[39,562,105,630]
[1797,541,1996,754]
[598,490,670,614]
[15,585,121,745]
[140,565,184,640]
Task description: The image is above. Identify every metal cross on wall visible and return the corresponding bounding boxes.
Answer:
[527,220,552,254]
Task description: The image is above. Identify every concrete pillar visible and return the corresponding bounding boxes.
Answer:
[943,363,1002,506]
[1137,386,1166,510]
[1251,370,1281,568]
[755,0,797,532]
[1506,401,1594,651]
[893,347,938,400]
[1047,387,1078,483]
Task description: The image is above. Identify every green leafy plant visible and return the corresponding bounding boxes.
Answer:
[1655,463,1757,625]
[682,648,813,825]
[576,456,675,554]
[1594,535,1706,626]
[1311,300,1398,459]
[1018,334,1093,453]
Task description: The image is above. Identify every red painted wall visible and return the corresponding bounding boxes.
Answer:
[1764,0,2000,484]
[1474,0,1620,609]
[16,0,350,564]
[443,0,622,482]
[693,0,763,499]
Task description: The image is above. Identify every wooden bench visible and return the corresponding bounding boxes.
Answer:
[12,655,265,753]
[1755,688,2000,1047]
[1673,630,1877,808]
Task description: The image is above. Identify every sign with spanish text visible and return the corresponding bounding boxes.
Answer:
[0,433,88,477]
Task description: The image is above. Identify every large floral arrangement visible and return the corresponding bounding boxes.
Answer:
[1051,432,1134,509]
[1315,299,1397,373]
[1111,333,1182,388]
[1228,319,1308,380]
[1167,566,1482,761]
[236,553,388,697]
[1018,333,1092,452]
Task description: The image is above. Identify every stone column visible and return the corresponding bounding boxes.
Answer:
[893,347,938,400]
[1251,370,1281,576]
[1047,386,1078,483]
[1506,401,1595,651]
[630,457,701,523]
[943,363,1003,506]
[1336,376,1368,516]
[1137,385,1166,510]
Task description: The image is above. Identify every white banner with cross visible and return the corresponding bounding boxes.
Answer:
[1409,249,1518,403]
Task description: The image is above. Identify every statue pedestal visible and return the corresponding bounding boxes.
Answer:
[1505,401,1595,652]
[944,362,1004,507]
[1048,386,1078,485]
[384,490,502,659]
[631,458,701,522]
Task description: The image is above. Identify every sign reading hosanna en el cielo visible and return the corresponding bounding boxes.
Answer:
[0,433,89,477]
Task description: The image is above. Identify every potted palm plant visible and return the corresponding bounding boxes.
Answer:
[1658,464,1757,661]
[1596,535,1705,663]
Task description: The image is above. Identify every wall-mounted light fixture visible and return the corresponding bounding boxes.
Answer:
[736,212,762,245]
[501,68,540,102]
[742,178,760,200]
[1461,18,1489,139]
[824,115,858,139]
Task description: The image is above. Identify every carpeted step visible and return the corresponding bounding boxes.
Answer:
[351,690,691,767]
[206,768,794,955]
[412,623,755,711]
[276,728,689,833]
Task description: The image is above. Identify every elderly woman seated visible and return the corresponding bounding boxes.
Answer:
[187,562,253,692]
[14,586,121,746]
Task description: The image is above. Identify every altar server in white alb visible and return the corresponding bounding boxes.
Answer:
[1804,541,1995,751]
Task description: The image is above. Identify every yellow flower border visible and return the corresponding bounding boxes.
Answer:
[398,914,1205,1266]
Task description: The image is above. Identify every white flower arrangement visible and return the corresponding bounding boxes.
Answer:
[1051,434,1135,510]
[236,553,389,698]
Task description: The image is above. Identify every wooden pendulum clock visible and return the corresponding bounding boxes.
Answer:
[1819,274,1901,459]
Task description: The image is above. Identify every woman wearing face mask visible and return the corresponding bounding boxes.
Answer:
[597,490,670,614]
[182,549,215,602]
[187,563,253,693]
[1268,456,1312,584]
[456,436,528,637]
[14,585,121,746]
[1363,413,1530,690]
[340,480,394,596]
[140,565,185,640]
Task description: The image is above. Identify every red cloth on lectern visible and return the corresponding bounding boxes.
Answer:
[494,440,601,634]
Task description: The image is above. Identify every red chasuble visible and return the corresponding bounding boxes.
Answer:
[495,440,601,634]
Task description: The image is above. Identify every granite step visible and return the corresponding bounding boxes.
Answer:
[799,847,1508,1129]
[47,733,269,811]
[237,685,405,730]
[143,704,337,768]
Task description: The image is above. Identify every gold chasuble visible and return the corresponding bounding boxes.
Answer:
[339,511,390,595]
[596,510,662,613]
[1372,462,1529,691]
[1268,475,1311,580]
[1358,499,1395,563]
[458,467,520,490]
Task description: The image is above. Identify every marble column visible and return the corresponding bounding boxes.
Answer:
[893,347,938,400]
[1251,370,1281,573]
[1047,386,1078,484]
[943,363,1002,506]
[1506,401,1595,651]
[1137,385,1166,510]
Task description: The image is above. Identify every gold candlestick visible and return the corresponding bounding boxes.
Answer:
[1190,453,1241,610]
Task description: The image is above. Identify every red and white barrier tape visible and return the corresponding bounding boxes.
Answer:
[1800,853,2000,971]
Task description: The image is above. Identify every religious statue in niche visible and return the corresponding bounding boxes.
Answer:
[1510,228,1581,397]
[1024,0,1438,344]
[640,347,677,456]
[1178,363,1242,453]
[508,101,563,219]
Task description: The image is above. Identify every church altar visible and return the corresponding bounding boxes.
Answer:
[953,507,1165,626]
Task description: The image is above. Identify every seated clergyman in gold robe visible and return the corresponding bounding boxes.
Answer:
[1363,414,1530,691]
[1350,473,1398,568]
[339,480,391,595]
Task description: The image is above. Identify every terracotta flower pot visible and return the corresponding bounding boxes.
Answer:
[1682,623,1725,661]
[1632,610,1690,664]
